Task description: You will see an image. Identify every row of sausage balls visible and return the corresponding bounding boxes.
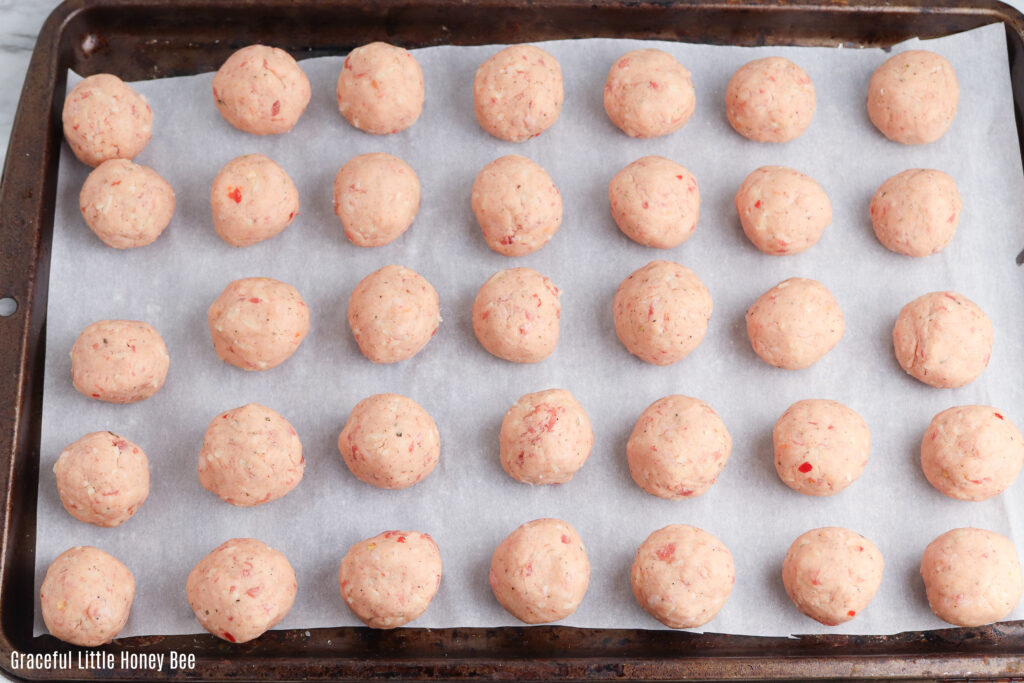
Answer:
[39,521,1022,648]
[74,146,965,264]
[61,38,959,169]
[52,388,1024,536]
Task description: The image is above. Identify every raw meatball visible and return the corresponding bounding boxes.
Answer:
[338,393,440,490]
[187,538,297,643]
[79,159,175,249]
[613,260,713,366]
[62,74,152,168]
[627,395,731,500]
[746,278,844,370]
[921,406,1024,501]
[54,431,149,527]
[782,527,884,626]
[489,518,589,624]
[474,45,563,142]
[333,153,420,247]
[207,277,310,371]
[870,169,961,257]
[336,42,425,135]
[867,50,959,145]
[773,399,870,497]
[631,525,734,629]
[71,319,169,403]
[608,156,700,249]
[198,403,304,507]
[40,546,135,646]
[472,267,561,363]
[499,388,594,485]
[892,291,992,388]
[921,527,1022,627]
[338,530,442,628]
[210,154,299,247]
[472,155,563,257]
[603,49,696,139]
[347,265,440,364]
[212,44,311,135]
[726,58,815,143]
[734,166,831,255]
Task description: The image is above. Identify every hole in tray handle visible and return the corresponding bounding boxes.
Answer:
[0,297,18,317]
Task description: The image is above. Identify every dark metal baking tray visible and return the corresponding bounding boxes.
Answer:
[3,0,1024,679]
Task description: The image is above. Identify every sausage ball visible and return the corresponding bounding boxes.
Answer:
[489,518,589,624]
[631,524,734,629]
[333,153,420,247]
[608,156,700,249]
[474,45,563,142]
[746,278,844,370]
[499,388,594,485]
[40,546,135,646]
[472,267,561,363]
[71,319,169,403]
[339,530,442,628]
[207,277,310,371]
[892,291,992,388]
[734,166,831,255]
[627,395,731,500]
[603,49,696,139]
[347,265,440,364]
[54,431,149,527]
[338,393,440,490]
[62,73,152,167]
[773,399,871,496]
[867,50,959,145]
[472,155,563,257]
[337,42,425,135]
[921,406,1024,501]
[726,57,815,143]
[613,260,713,366]
[870,169,961,257]
[212,44,311,135]
[210,154,299,247]
[80,159,175,249]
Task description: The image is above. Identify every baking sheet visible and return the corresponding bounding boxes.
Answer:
[35,22,1024,638]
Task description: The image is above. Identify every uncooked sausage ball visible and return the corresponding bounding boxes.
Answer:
[80,159,175,249]
[746,278,844,370]
[207,277,310,371]
[773,399,870,497]
[347,265,440,364]
[472,267,561,363]
[782,527,884,626]
[631,524,734,629]
[210,154,299,247]
[472,155,563,257]
[734,166,831,255]
[870,169,961,257]
[40,546,134,646]
[603,49,696,139]
[921,528,1022,627]
[474,45,563,142]
[337,42,425,135]
[338,393,440,490]
[489,518,589,624]
[187,538,297,643]
[71,319,169,403]
[627,395,731,500]
[608,156,700,249]
[334,153,420,247]
[199,403,304,507]
[892,291,992,388]
[867,50,959,145]
[726,57,815,143]
[921,406,1024,501]
[62,74,152,167]
[499,388,594,485]
[212,45,311,135]
[54,431,149,527]
[339,530,442,628]
[613,260,713,366]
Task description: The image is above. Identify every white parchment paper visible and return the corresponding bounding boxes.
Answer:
[36,22,1024,638]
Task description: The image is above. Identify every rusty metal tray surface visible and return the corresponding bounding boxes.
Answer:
[3,0,1024,679]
